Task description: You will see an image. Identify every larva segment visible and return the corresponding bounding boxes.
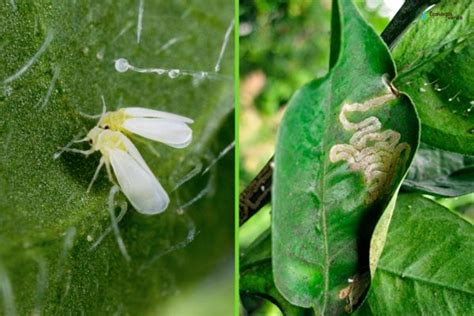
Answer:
[329,90,410,204]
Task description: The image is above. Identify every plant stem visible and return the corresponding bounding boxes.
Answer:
[239,157,273,225]
[381,0,439,47]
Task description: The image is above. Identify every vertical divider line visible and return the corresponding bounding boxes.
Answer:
[234,0,240,314]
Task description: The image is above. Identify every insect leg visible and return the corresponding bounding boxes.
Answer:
[105,161,116,183]
[87,158,105,193]
[59,148,95,156]
[78,112,102,119]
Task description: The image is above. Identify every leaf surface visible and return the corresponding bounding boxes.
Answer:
[360,194,474,314]
[393,0,474,154]
[240,229,313,316]
[272,0,419,312]
[403,143,474,197]
[0,1,234,314]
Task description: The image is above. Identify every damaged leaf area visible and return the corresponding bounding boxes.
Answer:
[272,0,419,313]
[0,1,234,314]
[329,86,410,204]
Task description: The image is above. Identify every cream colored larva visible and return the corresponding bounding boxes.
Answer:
[57,107,193,214]
[329,91,409,204]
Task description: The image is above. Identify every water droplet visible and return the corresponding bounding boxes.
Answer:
[86,235,93,242]
[114,58,129,73]
[168,69,180,78]
[192,71,208,86]
[419,87,426,92]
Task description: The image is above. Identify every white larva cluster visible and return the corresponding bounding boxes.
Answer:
[56,107,193,214]
[329,91,410,204]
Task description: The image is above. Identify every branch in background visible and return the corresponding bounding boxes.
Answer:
[239,157,273,225]
[239,0,438,226]
[381,0,440,47]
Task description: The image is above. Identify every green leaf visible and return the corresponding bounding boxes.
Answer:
[403,143,474,196]
[392,0,474,154]
[436,193,474,220]
[241,228,272,268]
[272,0,419,312]
[0,1,234,314]
[240,229,313,316]
[360,194,474,314]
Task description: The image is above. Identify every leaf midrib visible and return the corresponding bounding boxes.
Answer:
[318,75,334,315]
[378,266,474,296]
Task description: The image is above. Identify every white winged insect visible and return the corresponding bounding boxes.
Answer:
[57,127,171,214]
[97,107,193,148]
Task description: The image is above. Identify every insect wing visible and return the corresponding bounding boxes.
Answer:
[124,107,194,123]
[109,147,169,214]
[123,117,192,148]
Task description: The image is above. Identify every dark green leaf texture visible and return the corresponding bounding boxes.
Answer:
[403,143,474,196]
[272,0,419,313]
[0,1,234,314]
[361,194,474,315]
[240,229,313,316]
[393,0,474,154]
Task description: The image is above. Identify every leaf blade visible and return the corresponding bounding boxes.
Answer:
[272,0,419,312]
[393,0,474,154]
[362,194,474,314]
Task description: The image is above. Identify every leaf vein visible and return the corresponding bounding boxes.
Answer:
[378,266,474,296]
